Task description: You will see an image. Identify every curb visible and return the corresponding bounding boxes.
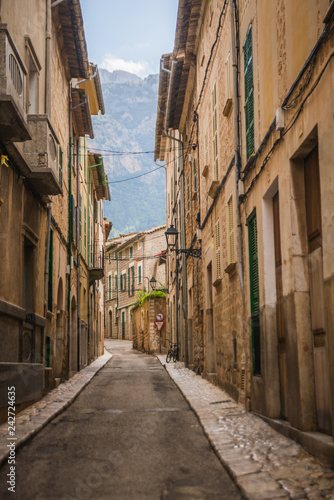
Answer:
[0,350,112,468]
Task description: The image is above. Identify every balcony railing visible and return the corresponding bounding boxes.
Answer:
[0,24,30,142]
[88,245,105,284]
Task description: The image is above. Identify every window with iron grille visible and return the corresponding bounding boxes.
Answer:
[247,210,261,374]
[244,25,255,159]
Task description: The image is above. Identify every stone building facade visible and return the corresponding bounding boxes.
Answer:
[155,0,334,459]
[104,225,166,341]
[0,0,110,421]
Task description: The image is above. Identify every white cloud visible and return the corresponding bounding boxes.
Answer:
[100,54,153,78]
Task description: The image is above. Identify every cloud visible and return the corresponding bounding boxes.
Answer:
[100,54,153,78]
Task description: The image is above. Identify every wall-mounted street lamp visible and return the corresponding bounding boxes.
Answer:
[149,277,157,290]
[165,224,201,258]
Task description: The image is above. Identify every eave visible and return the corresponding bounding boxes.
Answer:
[54,0,90,79]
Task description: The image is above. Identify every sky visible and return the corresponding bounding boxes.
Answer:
[80,0,179,78]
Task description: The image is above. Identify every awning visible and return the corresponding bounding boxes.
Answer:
[71,87,94,138]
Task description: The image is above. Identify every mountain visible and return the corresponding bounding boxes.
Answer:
[89,69,166,237]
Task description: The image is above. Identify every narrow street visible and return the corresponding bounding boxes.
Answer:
[0,341,242,500]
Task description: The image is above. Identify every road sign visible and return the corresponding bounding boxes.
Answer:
[156,313,164,321]
[154,321,165,331]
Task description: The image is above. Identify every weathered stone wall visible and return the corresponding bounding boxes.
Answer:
[132,297,166,354]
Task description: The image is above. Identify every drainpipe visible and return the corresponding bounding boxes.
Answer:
[44,203,52,317]
[77,139,80,371]
[116,251,119,339]
[230,0,245,305]
[45,0,51,117]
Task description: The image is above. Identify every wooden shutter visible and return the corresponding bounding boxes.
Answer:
[215,218,221,279]
[212,82,218,180]
[48,229,53,311]
[244,25,254,159]
[132,267,135,295]
[227,195,235,264]
[59,146,63,187]
[205,132,209,167]
[193,158,197,191]
[108,274,111,300]
[128,268,130,296]
[248,210,261,374]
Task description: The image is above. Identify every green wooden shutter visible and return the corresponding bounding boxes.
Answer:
[138,265,142,284]
[59,146,63,187]
[193,158,197,191]
[248,210,261,374]
[132,267,135,295]
[128,268,130,296]
[47,229,53,311]
[244,25,255,159]
[120,274,123,291]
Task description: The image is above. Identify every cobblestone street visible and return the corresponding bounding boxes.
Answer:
[157,356,334,500]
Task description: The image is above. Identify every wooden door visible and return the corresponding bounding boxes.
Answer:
[304,146,331,434]
[273,192,288,419]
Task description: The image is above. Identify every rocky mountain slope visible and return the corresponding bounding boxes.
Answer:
[89,69,165,236]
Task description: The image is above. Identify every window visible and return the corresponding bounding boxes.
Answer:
[244,25,255,159]
[115,273,118,290]
[131,266,135,295]
[227,195,235,264]
[108,274,111,300]
[193,158,197,191]
[128,268,131,296]
[59,146,63,187]
[121,271,126,291]
[120,274,123,291]
[47,229,53,311]
[215,218,221,279]
[138,265,142,284]
[248,210,261,374]
[130,246,133,259]
[187,175,190,211]
[212,82,218,180]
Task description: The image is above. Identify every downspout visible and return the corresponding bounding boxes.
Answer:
[116,252,119,339]
[230,0,245,305]
[45,0,51,117]
[67,83,72,379]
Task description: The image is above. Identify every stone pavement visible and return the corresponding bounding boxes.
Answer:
[157,355,334,500]
[0,349,111,468]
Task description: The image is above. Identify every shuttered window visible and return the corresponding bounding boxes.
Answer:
[132,266,135,295]
[108,274,111,300]
[130,246,133,259]
[115,273,118,290]
[215,218,221,279]
[205,132,209,167]
[244,25,255,159]
[47,229,53,311]
[212,82,218,180]
[227,195,235,264]
[247,210,261,374]
[128,268,131,296]
[138,265,142,284]
[59,146,63,187]
[193,158,197,191]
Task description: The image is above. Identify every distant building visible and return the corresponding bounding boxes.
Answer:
[104,225,166,340]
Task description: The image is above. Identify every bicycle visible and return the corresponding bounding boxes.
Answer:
[166,339,179,363]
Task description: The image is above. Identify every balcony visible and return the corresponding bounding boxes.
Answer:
[23,115,62,196]
[0,24,30,142]
[88,246,104,285]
